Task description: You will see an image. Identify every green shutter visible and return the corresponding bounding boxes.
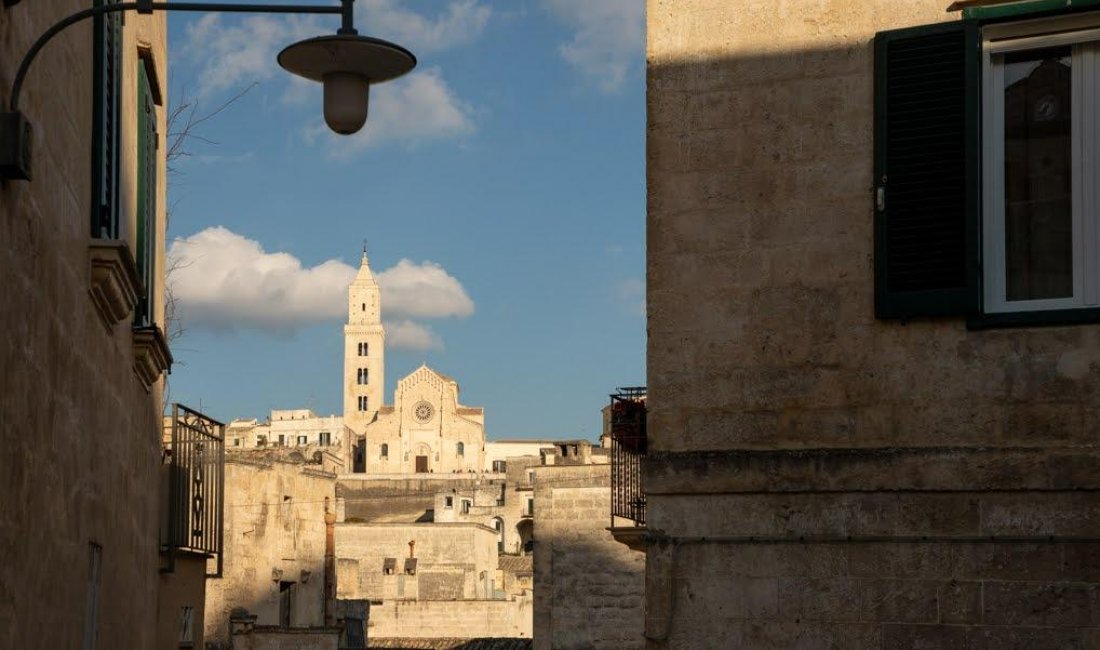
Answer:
[91,0,121,239]
[873,20,981,319]
[135,62,157,327]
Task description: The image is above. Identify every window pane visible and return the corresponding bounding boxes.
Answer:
[1003,47,1073,301]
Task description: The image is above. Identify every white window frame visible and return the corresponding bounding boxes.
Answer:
[982,15,1100,313]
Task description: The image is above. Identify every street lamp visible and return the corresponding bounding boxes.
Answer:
[0,0,416,180]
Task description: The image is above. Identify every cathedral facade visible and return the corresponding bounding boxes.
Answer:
[342,252,487,474]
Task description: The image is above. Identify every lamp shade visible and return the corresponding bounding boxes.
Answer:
[278,35,416,134]
[323,72,369,134]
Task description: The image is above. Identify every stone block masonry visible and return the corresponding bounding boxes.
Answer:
[368,599,533,639]
[532,465,645,650]
[645,0,1100,648]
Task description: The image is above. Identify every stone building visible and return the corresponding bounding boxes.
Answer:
[0,1,212,648]
[642,0,1100,647]
[204,448,340,645]
[227,409,346,453]
[531,463,645,650]
[342,253,487,475]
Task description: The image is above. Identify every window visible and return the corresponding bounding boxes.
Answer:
[297,435,308,446]
[456,442,465,457]
[461,499,471,514]
[492,460,506,473]
[257,435,267,447]
[444,496,453,508]
[178,606,194,648]
[358,342,368,356]
[277,435,285,447]
[83,543,102,650]
[91,0,121,239]
[874,13,1100,323]
[133,59,158,327]
[358,396,368,412]
[526,498,534,516]
[383,558,396,575]
[381,443,389,458]
[983,25,1100,314]
[357,368,369,384]
[319,431,331,446]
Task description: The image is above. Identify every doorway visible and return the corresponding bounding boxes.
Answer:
[415,455,428,472]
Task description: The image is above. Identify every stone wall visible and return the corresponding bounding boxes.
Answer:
[205,453,337,644]
[367,598,533,639]
[645,0,1100,648]
[336,523,500,601]
[339,476,504,522]
[532,465,645,650]
[0,2,168,648]
[232,627,340,650]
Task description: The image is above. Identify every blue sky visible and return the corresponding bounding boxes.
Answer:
[165,0,645,440]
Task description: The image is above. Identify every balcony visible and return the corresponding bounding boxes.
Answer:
[162,403,225,575]
[609,387,646,551]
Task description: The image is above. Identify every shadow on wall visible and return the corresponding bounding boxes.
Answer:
[531,498,647,650]
[367,639,533,650]
[203,556,330,649]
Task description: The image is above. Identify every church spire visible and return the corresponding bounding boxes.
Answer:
[354,243,376,284]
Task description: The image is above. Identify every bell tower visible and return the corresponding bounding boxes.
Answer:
[344,248,385,429]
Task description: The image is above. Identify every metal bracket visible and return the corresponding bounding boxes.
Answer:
[137,0,153,13]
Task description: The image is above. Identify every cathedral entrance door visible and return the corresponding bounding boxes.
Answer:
[415,455,428,473]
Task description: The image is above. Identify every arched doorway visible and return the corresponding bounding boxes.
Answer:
[516,518,533,556]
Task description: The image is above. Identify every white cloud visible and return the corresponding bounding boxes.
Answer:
[615,278,645,317]
[361,0,491,53]
[182,1,489,100]
[168,227,473,349]
[306,67,474,155]
[377,259,474,319]
[384,320,443,351]
[183,13,320,99]
[542,0,644,92]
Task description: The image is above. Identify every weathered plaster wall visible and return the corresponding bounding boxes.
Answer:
[646,0,1100,647]
[367,598,533,639]
[156,553,208,650]
[336,523,500,601]
[205,453,336,644]
[532,465,645,650]
[0,2,168,648]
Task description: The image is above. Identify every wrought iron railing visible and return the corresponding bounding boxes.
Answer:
[164,403,224,575]
[610,387,646,526]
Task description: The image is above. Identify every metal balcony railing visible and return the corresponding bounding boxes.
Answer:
[610,387,646,526]
[163,403,224,576]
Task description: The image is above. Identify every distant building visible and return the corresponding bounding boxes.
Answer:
[208,248,611,646]
[203,447,339,646]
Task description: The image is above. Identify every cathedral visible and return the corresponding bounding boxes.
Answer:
[206,248,626,647]
[341,250,487,474]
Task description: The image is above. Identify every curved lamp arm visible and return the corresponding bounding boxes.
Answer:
[9,0,354,111]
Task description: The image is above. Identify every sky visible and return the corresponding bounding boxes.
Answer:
[164,0,646,440]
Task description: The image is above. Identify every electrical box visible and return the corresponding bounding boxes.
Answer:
[0,112,32,181]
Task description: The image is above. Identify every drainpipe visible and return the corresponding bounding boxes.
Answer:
[324,497,336,627]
